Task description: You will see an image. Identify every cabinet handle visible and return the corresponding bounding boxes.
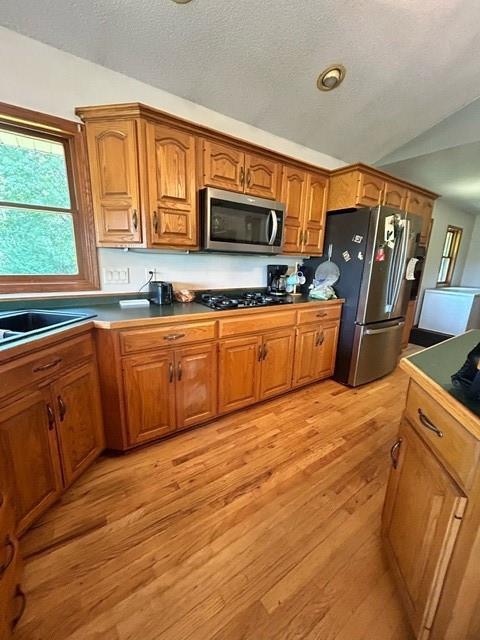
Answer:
[247,169,252,186]
[316,332,325,347]
[11,585,26,631]
[240,166,245,186]
[153,211,158,234]
[169,362,174,383]
[177,362,182,381]
[57,396,66,422]
[0,535,15,578]
[132,209,138,231]
[418,409,444,438]
[316,312,328,318]
[163,333,186,341]
[32,357,62,373]
[390,438,402,469]
[258,344,263,361]
[262,345,268,360]
[46,404,55,431]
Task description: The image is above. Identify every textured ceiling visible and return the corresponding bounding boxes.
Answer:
[382,141,480,216]
[2,0,480,163]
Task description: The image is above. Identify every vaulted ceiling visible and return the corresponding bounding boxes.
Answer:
[2,0,480,164]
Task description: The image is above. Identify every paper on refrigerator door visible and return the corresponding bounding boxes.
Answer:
[406,257,419,281]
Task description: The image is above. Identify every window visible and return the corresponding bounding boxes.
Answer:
[0,102,99,292]
[437,225,462,287]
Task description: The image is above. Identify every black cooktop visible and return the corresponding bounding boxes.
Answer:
[199,291,293,311]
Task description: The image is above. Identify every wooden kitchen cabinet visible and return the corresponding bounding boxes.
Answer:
[327,164,437,249]
[175,343,218,429]
[0,456,24,640]
[293,321,339,387]
[84,119,142,246]
[201,139,245,193]
[51,361,105,487]
[123,351,177,445]
[219,335,262,414]
[382,419,467,639]
[146,122,197,247]
[282,167,328,255]
[259,329,295,400]
[123,343,218,445]
[244,152,281,200]
[0,390,63,535]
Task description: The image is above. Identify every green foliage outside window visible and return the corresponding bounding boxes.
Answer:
[0,130,78,276]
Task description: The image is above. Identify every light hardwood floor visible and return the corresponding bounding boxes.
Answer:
[17,363,414,640]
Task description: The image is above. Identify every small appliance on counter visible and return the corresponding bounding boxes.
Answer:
[148,281,174,305]
[267,265,288,296]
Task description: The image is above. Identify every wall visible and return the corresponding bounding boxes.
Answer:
[416,199,476,322]
[0,27,346,294]
[461,216,480,286]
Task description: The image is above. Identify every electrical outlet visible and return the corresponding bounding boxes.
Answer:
[103,267,130,284]
[145,268,162,281]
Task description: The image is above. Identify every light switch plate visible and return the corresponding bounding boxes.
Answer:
[103,267,130,284]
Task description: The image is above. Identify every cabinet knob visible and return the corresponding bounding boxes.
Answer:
[132,209,138,231]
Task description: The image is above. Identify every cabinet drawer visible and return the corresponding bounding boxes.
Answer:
[405,381,480,489]
[219,310,296,338]
[296,305,341,325]
[0,333,94,403]
[120,321,217,354]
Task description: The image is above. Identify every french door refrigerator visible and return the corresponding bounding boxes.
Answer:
[302,206,422,386]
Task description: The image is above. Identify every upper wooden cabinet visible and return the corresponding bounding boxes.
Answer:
[146,123,197,247]
[327,164,438,247]
[201,140,281,200]
[84,119,142,246]
[282,167,328,255]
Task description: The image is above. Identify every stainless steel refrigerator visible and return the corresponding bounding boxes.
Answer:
[302,206,422,386]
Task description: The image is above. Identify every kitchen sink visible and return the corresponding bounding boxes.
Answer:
[0,310,96,345]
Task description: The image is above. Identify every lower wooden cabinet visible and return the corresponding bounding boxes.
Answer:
[218,335,262,414]
[123,343,218,446]
[0,454,24,640]
[52,362,105,487]
[0,390,63,534]
[260,329,295,400]
[292,322,339,387]
[382,419,467,639]
[0,333,104,535]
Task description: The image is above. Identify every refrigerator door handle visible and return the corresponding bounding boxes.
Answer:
[391,219,410,311]
[364,321,405,336]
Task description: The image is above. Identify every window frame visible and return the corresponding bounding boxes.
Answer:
[436,224,463,287]
[0,102,99,293]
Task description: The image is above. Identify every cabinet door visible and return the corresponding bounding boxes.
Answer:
[51,361,105,487]
[146,123,197,247]
[123,352,176,446]
[406,191,434,246]
[85,119,142,245]
[382,421,467,638]
[292,325,318,387]
[356,172,384,207]
[383,182,407,210]
[314,323,339,379]
[260,329,295,400]
[303,172,328,255]
[218,336,262,414]
[0,391,62,534]
[244,152,281,200]
[281,165,307,253]
[175,344,218,430]
[202,140,245,193]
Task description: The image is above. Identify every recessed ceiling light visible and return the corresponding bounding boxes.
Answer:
[317,64,346,91]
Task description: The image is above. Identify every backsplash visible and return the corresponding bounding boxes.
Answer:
[98,249,301,292]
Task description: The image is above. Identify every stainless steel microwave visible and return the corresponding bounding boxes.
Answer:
[202,187,285,254]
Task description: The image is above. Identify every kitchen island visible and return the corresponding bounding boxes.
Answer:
[382,331,480,640]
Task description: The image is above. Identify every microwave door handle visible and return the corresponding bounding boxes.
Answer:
[268,210,278,245]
